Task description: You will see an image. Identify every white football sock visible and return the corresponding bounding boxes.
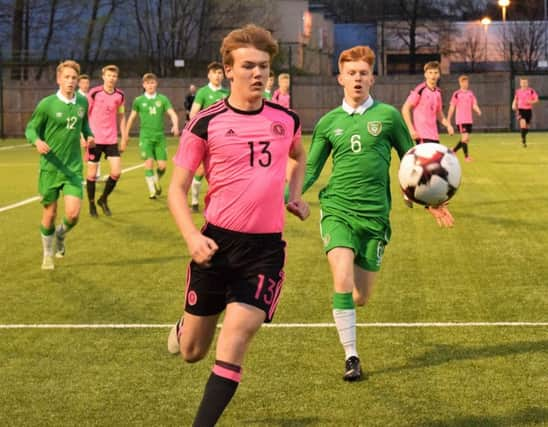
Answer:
[41,233,54,256]
[191,178,202,205]
[145,176,156,194]
[333,308,358,359]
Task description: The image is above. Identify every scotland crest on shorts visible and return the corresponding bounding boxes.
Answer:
[367,121,382,136]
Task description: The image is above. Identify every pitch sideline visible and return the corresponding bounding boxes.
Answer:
[0,163,144,213]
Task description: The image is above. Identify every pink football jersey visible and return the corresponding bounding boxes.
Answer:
[515,88,538,110]
[272,90,291,109]
[88,86,125,145]
[450,89,477,124]
[406,82,443,141]
[174,100,301,233]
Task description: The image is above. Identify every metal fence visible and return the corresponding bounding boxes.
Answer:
[2,72,547,137]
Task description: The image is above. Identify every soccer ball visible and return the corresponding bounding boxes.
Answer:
[398,143,461,207]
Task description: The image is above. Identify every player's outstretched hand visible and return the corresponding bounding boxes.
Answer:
[427,204,454,228]
[286,199,310,221]
[35,139,50,154]
[447,124,454,136]
[119,138,127,153]
[87,137,95,149]
[188,233,219,267]
[171,125,179,136]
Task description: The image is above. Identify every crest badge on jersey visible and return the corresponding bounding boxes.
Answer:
[155,101,162,107]
[271,122,286,136]
[367,121,382,136]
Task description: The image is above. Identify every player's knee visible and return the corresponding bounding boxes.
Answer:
[110,174,121,181]
[66,212,79,223]
[180,344,207,363]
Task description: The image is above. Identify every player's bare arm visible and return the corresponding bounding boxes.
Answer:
[121,110,138,152]
[189,102,202,120]
[438,111,454,135]
[168,166,218,265]
[167,108,180,136]
[401,101,418,140]
[447,104,455,124]
[119,112,127,142]
[474,103,482,116]
[286,142,310,220]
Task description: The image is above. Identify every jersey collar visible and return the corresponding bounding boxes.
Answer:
[144,92,157,100]
[56,90,77,104]
[208,83,223,91]
[342,96,373,115]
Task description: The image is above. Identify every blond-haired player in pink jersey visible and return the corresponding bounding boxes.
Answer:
[167,24,309,426]
[447,75,482,162]
[86,65,127,217]
[512,78,539,148]
[402,61,454,143]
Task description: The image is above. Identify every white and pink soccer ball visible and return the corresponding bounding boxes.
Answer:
[398,143,461,207]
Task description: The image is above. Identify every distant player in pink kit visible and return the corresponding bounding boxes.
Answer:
[512,78,539,148]
[166,25,309,426]
[86,65,127,217]
[447,75,482,162]
[402,61,454,143]
[272,72,291,108]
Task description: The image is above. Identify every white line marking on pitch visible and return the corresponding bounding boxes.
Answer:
[0,322,546,329]
[0,163,144,213]
[0,144,32,151]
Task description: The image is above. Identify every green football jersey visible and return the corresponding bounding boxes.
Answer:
[194,84,229,109]
[25,92,93,176]
[303,100,414,219]
[131,93,173,139]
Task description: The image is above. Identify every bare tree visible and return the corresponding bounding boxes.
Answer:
[35,0,58,80]
[452,25,486,72]
[10,0,24,79]
[131,0,206,76]
[508,21,547,71]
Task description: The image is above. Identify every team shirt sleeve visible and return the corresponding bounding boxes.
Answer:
[81,99,93,140]
[25,99,47,145]
[173,129,206,173]
[131,97,139,112]
[193,88,205,107]
[163,95,173,111]
[87,90,95,116]
[450,91,458,106]
[436,92,443,113]
[390,108,414,159]
[405,88,420,108]
[117,94,125,114]
[302,119,332,194]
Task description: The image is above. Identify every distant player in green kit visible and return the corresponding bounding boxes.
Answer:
[188,61,229,212]
[25,60,94,270]
[302,46,454,381]
[123,73,179,199]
